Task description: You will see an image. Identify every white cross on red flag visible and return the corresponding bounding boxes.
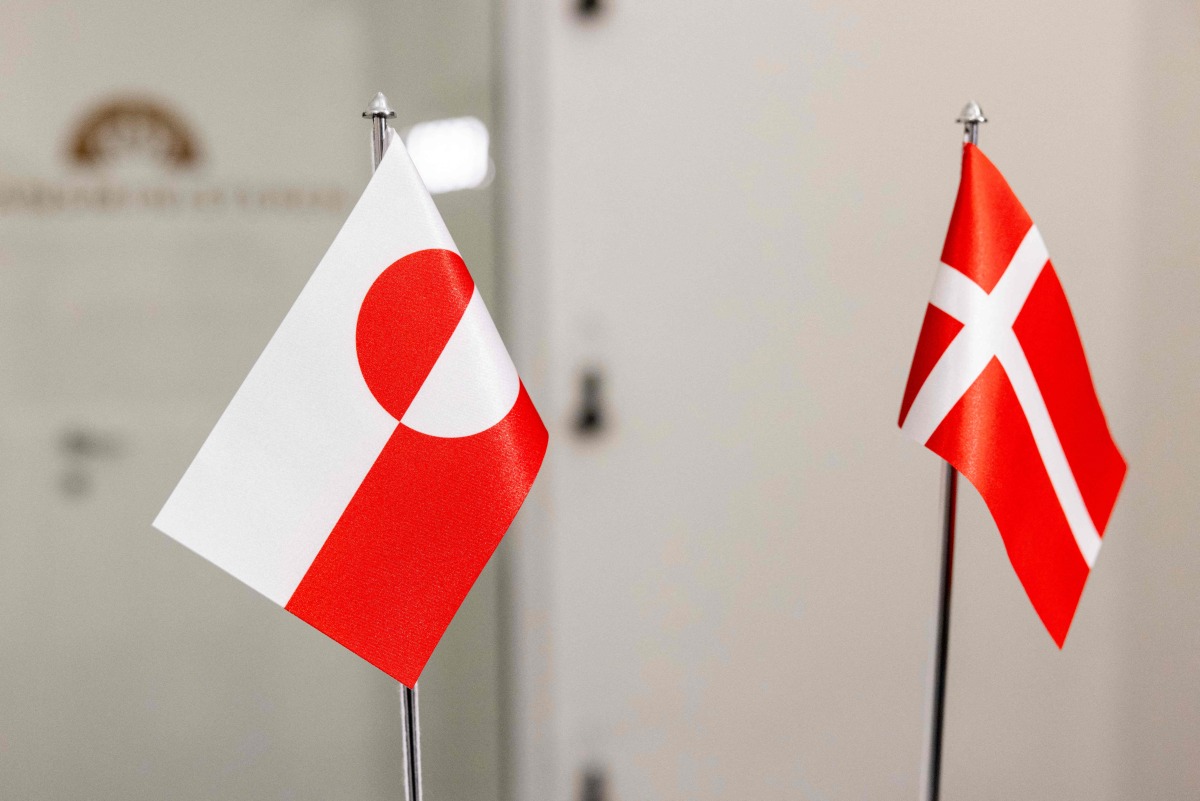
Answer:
[899,144,1126,646]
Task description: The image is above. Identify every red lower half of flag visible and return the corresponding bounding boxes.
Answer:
[284,383,548,686]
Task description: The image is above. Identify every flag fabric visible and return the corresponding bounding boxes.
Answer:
[155,129,548,686]
[899,143,1126,646]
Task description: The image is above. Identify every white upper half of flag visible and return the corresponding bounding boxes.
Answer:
[154,129,516,606]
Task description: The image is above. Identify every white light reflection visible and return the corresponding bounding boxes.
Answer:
[404,116,492,194]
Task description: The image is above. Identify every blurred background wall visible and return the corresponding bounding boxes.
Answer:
[500,1,1195,799]
[0,1,502,799]
[0,1,1196,800]
[1123,1,1200,795]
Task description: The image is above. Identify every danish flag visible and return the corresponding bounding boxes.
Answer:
[155,129,547,686]
[899,144,1125,645]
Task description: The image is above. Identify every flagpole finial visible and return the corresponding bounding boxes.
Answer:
[363,92,396,119]
[364,92,397,172]
[956,101,987,146]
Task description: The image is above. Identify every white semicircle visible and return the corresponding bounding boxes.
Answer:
[400,288,520,438]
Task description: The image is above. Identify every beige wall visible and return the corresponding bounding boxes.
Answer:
[1120,2,1200,797]
[499,0,1196,798]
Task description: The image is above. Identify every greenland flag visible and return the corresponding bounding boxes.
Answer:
[155,129,547,686]
[899,144,1125,646]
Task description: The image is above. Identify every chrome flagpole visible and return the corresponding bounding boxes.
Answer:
[922,100,986,801]
[363,90,424,801]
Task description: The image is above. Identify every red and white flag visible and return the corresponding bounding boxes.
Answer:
[155,129,547,686]
[899,144,1126,645]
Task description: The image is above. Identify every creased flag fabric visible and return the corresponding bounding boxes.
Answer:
[155,129,548,686]
[899,143,1126,646]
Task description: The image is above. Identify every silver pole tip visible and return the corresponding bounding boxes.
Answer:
[363,92,396,119]
[956,100,987,125]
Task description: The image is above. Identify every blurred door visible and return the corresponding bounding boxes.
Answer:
[501,1,1138,800]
